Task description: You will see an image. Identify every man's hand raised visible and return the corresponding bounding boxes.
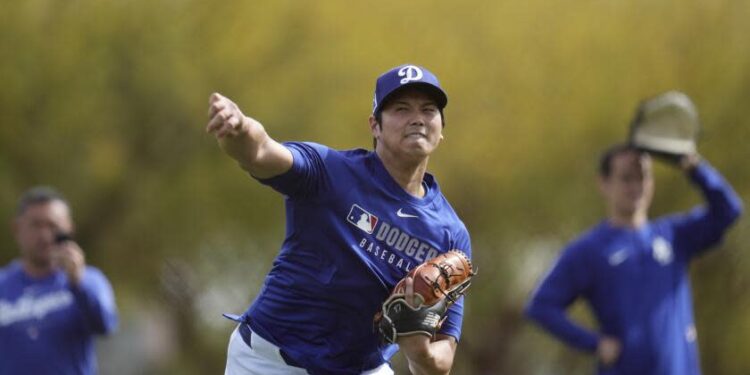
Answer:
[206,93,253,139]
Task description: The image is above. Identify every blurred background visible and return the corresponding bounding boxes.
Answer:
[1,0,749,373]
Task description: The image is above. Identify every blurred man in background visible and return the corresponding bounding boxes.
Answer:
[0,186,118,375]
[525,145,742,374]
[207,64,471,375]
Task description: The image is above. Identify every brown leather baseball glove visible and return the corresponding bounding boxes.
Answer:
[374,250,475,344]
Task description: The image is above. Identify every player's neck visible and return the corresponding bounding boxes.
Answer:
[608,211,648,228]
[21,258,55,279]
[377,150,429,198]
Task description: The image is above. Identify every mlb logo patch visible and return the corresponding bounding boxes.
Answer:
[347,204,378,234]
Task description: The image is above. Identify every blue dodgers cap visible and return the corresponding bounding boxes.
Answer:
[372,64,448,114]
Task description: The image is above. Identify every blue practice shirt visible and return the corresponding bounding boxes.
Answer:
[525,162,743,375]
[240,142,472,375]
[0,261,118,375]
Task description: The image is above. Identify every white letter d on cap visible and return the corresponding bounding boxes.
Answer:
[398,65,423,84]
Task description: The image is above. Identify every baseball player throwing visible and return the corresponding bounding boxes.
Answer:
[207,64,472,375]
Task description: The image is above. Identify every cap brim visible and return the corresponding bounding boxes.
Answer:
[376,82,447,114]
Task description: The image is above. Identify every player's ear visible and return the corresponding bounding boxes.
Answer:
[369,115,381,136]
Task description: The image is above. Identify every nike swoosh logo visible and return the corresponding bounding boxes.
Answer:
[396,208,419,218]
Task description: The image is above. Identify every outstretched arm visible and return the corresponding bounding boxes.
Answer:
[206,93,293,179]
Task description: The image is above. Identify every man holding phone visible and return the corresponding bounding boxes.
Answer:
[0,186,118,375]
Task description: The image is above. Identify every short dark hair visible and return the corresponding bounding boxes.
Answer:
[598,144,643,177]
[16,186,69,217]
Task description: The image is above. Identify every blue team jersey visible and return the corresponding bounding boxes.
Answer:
[0,261,118,375]
[240,142,472,375]
[525,162,743,375]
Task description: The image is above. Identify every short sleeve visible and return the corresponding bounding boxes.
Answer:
[255,142,330,199]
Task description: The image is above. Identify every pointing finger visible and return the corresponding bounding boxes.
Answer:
[209,92,224,105]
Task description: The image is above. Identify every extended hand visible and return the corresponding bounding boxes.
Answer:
[206,93,253,139]
[679,153,701,172]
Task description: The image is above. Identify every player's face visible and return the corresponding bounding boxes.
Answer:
[600,151,654,218]
[13,200,73,269]
[371,88,443,159]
